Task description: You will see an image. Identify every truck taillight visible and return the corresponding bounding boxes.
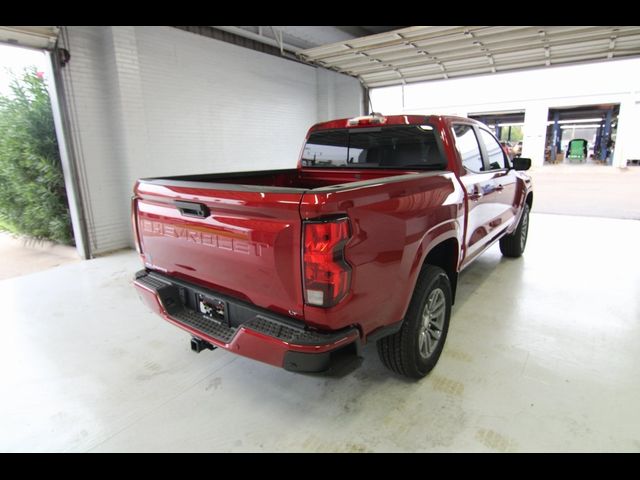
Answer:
[131,196,142,254]
[303,217,352,308]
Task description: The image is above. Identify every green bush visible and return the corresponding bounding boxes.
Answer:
[0,67,73,244]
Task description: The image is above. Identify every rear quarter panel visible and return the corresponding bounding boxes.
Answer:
[300,172,465,337]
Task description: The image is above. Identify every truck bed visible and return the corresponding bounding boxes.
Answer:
[139,168,422,191]
[133,167,461,332]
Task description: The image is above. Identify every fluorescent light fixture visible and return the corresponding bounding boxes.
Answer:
[470,110,524,116]
[496,123,524,127]
[560,124,601,129]
[548,118,605,125]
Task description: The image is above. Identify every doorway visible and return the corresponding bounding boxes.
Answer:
[545,104,620,165]
[468,110,525,160]
[0,42,84,277]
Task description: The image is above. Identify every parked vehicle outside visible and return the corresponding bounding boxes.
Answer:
[512,141,523,157]
[500,141,515,160]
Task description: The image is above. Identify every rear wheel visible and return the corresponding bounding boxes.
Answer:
[377,265,452,379]
[500,203,530,258]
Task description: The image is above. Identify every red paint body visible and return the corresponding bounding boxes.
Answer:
[132,115,532,370]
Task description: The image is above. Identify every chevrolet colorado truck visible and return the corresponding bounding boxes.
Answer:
[132,114,533,379]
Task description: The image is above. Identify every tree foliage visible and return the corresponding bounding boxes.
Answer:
[500,125,524,142]
[0,67,73,244]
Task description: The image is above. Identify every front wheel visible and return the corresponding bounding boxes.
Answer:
[500,203,530,258]
[377,265,452,379]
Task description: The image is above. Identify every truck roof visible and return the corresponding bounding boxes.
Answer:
[309,114,484,133]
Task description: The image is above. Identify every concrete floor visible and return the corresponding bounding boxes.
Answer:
[0,232,80,280]
[1,213,639,452]
[528,164,640,220]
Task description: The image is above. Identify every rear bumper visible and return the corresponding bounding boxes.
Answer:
[133,270,360,372]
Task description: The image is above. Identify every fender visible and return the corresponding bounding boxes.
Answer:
[401,218,462,319]
[367,220,461,343]
[506,179,533,236]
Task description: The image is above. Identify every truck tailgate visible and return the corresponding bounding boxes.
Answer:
[133,180,305,318]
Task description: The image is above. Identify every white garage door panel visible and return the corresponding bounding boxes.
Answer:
[0,26,59,49]
[136,26,317,176]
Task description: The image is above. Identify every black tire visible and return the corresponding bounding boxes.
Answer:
[499,203,530,258]
[377,265,452,379]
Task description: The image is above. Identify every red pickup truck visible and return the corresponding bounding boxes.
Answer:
[132,114,533,379]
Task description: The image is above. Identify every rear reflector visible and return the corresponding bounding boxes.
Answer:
[303,217,352,308]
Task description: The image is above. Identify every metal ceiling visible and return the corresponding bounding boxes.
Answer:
[214,26,405,53]
[0,26,59,50]
[298,26,640,88]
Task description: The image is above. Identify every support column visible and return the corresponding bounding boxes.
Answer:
[362,84,370,115]
[613,93,640,167]
[594,123,602,160]
[600,109,613,163]
[551,111,560,161]
[522,104,548,167]
[107,27,151,248]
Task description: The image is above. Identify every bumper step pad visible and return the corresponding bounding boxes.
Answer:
[135,271,352,346]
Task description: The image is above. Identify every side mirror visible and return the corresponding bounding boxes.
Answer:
[512,157,531,171]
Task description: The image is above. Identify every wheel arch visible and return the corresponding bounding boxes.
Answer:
[422,237,459,305]
[525,191,533,209]
[403,227,461,320]
[507,189,533,236]
[369,225,461,345]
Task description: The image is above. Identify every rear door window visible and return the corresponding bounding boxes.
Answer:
[452,124,484,172]
[478,128,508,170]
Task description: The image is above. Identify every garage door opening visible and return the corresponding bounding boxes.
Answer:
[1,27,90,263]
[0,42,82,278]
[544,104,620,165]
[468,110,525,160]
[529,103,639,220]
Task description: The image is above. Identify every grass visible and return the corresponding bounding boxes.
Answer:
[0,218,18,234]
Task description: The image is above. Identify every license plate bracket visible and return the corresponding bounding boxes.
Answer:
[197,293,228,325]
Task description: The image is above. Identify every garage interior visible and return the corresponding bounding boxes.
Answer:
[468,110,525,145]
[1,25,640,452]
[544,104,620,164]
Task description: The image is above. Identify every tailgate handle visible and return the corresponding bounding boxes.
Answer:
[175,201,210,218]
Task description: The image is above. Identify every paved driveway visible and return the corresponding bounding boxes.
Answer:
[528,164,640,220]
[0,232,79,280]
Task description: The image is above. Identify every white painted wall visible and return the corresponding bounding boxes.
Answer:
[371,58,640,168]
[316,67,364,121]
[58,26,362,255]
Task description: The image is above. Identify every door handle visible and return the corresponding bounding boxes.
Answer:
[175,201,210,218]
[495,184,504,192]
